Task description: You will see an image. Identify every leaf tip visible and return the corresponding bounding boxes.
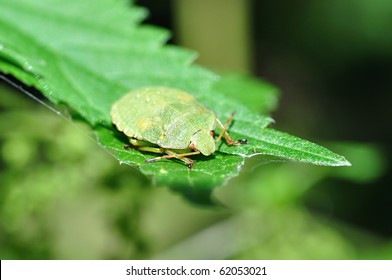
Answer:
[324,154,352,167]
[335,157,352,167]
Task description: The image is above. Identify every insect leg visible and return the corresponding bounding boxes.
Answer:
[216,112,248,145]
[126,138,201,169]
[145,150,201,169]
[124,138,166,153]
[128,137,156,147]
[133,146,166,153]
[215,112,234,142]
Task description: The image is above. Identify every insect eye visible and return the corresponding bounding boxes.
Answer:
[189,143,195,150]
[209,131,214,136]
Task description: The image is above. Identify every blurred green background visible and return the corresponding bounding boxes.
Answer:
[1,0,391,259]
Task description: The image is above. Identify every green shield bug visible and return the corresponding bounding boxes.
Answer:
[110,86,247,169]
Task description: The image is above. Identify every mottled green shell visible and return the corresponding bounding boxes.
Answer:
[111,87,217,149]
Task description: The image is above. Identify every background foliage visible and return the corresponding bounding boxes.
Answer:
[0,0,391,259]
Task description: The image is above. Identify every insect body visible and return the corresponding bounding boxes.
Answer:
[111,86,246,169]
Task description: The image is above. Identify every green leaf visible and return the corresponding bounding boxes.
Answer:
[0,0,350,199]
[222,128,351,166]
